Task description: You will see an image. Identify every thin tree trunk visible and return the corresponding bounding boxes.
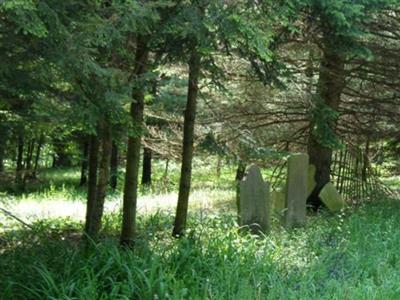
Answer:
[79,139,89,186]
[164,159,169,180]
[52,154,56,168]
[89,122,112,240]
[120,38,149,246]
[0,125,7,172]
[0,146,4,172]
[216,155,222,179]
[25,139,35,171]
[141,147,152,186]
[235,160,246,217]
[32,135,44,178]
[307,43,345,209]
[235,161,246,181]
[84,133,100,241]
[53,139,72,168]
[110,142,118,190]
[15,132,24,183]
[172,50,201,237]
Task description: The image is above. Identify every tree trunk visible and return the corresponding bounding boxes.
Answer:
[307,44,345,209]
[235,161,246,181]
[0,142,5,173]
[79,138,89,186]
[52,154,56,168]
[163,159,169,180]
[89,122,112,240]
[25,139,35,171]
[216,155,222,179]
[120,38,149,246]
[235,160,246,216]
[15,132,24,183]
[33,135,44,178]
[0,146,4,172]
[84,133,100,241]
[53,139,72,168]
[0,125,8,173]
[141,147,152,186]
[172,50,201,237]
[110,142,118,190]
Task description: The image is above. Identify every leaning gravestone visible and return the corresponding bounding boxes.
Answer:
[285,153,309,228]
[239,165,270,233]
[319,182,346,212]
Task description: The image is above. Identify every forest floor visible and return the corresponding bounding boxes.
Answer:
[1,163,400,299]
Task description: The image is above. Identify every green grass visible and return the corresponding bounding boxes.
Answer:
[1,160,400,299]
[1,200,400,299]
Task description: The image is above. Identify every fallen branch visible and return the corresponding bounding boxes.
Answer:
[0,207,35,230]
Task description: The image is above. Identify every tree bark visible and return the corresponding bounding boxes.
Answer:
[89,122,112,240]
[79,138,89,186]
[120,38,149,247]
[84,133,100,240]
[172,50,201,237]
[33,135,44,178]
[141,147,152,186]
[110,141,118,190]
[307,44,345,209]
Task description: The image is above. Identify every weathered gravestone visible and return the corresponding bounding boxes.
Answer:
[239,165,270,233]
[271,190,285,214]
[319,182,346,212]
[285,153,309,228]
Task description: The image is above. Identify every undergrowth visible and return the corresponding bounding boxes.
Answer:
[1,163,400,299]
[1,199,400,299]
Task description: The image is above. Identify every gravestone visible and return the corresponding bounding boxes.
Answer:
[271,190,285,214]
[239,165,270,233]
[285,153,309,228]
[319,182,346,212]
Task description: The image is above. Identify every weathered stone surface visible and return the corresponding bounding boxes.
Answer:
[285,153,309,228]
[307,164,317,197]
[239,165,270,233]
[319,182,346,212]
[271,190,285,214]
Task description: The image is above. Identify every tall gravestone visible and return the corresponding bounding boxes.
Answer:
[239,165,270,233]
[285,154,309,228]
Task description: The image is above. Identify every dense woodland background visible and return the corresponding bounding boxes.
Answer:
[1,0,400,299]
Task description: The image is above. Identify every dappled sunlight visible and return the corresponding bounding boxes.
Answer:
[1,188,236,225]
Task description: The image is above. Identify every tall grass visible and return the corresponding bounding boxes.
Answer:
[1,199,400,299]
[1,160,400,299]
